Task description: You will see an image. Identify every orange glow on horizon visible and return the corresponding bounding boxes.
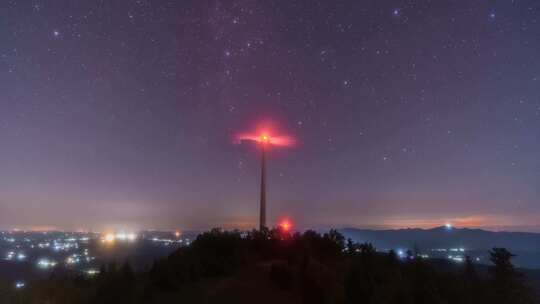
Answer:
[377,215,493,230]
[10,226,61,232]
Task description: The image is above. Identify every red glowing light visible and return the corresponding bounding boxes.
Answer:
[279,219,292,232]
[234,121,295,148]
[235,132,294,147]
[260,134,270,143]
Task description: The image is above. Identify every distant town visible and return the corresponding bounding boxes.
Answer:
[0,229,195,290]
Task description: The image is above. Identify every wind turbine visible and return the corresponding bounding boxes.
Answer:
[259,134,269,230]
[236,128,294,230]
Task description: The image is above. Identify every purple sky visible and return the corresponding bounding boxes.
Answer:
[0,1,539,232]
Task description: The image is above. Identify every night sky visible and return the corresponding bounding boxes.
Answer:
[1,1,539,232]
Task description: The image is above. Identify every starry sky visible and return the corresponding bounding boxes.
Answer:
[1,0,539,232]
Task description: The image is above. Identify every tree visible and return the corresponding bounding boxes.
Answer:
[406,249,414,260]
[346,238,356,255]
[387,250,399,266]
[490,248,515,277]
[489,248,532,304]
[460,255,480,304]
[463,255,477,280]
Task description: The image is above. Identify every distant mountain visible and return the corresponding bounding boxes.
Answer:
[339,226,540,269]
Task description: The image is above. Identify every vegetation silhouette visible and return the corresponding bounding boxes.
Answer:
[1,228,536,303]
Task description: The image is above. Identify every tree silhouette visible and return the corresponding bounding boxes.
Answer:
[489,247,534,304]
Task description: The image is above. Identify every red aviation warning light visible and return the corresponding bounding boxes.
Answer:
[279,218,292,232]
[260,134,270,144]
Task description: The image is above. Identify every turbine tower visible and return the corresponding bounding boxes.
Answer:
[259,134,269,230]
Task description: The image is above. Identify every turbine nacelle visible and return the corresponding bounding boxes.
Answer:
[235,132,294,148]
[259,134,270,144]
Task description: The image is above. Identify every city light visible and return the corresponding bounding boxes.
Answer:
[5,251,15,260]
[115,232,137,241]
[85,269,100,276]
[37,258,58,269]
[102,232,137,243]
[17,253,26,261]
[38,242,50,248]
[65,254,81,265]
[151,236,184,245]
[103,233,115,243]
[0,230,187,278]
[15,281,25,289]
[448,255,464,263]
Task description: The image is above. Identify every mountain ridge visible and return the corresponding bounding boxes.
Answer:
[339,226,540,269]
